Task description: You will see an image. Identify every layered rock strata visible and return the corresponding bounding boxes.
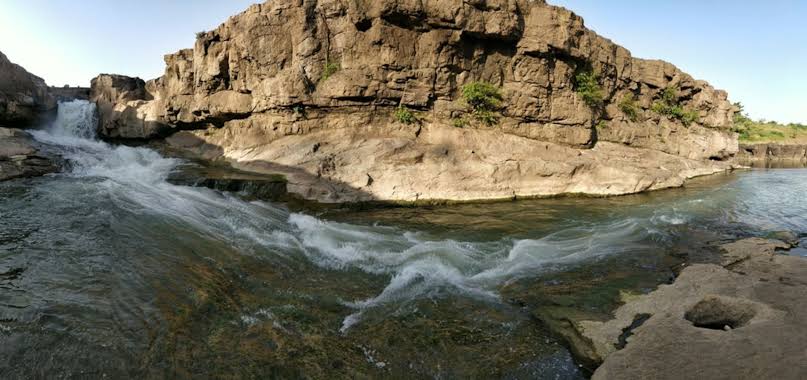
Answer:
[736,143,807,168]
[91,0,740,202]
[0,51,56,127]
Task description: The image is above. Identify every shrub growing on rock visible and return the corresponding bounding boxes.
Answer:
[394,105,415,124]
[651,87,700,126]
[452,117,467,128]
[618,94,640,122]
[321,61,340,82]
[574,70,604,109]
[461,81,503,126]
[462,82,503,111]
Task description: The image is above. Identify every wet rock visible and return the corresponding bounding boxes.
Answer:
[567,238,807,379]
[0,127,59,181]
[167,162,287,201]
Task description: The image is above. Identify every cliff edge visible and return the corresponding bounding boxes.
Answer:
[91,0,740,203]
[0,51,56,127]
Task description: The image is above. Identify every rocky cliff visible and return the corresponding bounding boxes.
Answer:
[736,143,807,168]
[91,0,739,203]
[0,51,56,127]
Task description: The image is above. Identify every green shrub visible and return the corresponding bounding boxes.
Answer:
[321,61,340,81]
[618,94,640,122]
[475,110,498,126]
[460,81,503,126]
[574,70,604,109]
[394,106,415,124]
[452,117,467,128]
[462,82,503,111]
[651,86,700,126]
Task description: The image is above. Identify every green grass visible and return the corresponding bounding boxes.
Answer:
[733,104,807,143]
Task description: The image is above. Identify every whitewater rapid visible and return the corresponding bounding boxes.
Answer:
[30,100,716,331]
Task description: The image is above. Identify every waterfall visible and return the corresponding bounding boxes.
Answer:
[51,99,99,139]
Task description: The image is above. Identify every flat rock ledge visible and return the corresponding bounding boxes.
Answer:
[569,238,807,379]
[0,127,59,181]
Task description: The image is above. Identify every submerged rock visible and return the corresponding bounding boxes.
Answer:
[0,127,59,181]
[91,0,740,203]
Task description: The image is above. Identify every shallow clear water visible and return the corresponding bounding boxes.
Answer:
[1,101,805,378]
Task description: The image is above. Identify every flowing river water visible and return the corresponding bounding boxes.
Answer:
[1,101,806,379]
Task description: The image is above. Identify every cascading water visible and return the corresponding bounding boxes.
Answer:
[5,99,805,377]
[27,100,677,332]
[49,99,99,139]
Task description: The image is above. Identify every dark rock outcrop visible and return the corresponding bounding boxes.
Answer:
[49,86,91,102]
[0,51,56,127]
[91,0,740,202]
[0,127,59,181]
[736,143,807,167]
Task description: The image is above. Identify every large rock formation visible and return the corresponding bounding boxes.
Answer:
[0,51,56,127]
[92,0,740,202]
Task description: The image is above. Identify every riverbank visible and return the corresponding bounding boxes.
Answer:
[737,142,807,167]
[580,238,807,379]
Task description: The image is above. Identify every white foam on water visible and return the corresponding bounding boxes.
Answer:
[31,100,687,333]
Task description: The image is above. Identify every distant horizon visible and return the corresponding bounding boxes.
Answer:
[1,0,803,124]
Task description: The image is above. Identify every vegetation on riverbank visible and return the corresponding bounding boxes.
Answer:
[733,102,807,143]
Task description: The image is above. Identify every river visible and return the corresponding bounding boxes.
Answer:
[1,101,805,379]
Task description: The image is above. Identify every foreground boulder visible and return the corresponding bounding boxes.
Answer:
[0,51,56,127]
[569,238,807,379]
[92,0,740,202]
[0,127,59,181]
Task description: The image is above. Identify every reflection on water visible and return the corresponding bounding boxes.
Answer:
[1,101,806,378]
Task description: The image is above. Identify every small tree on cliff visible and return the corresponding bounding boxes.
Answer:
[573,69,604,109]
[461,82,503,126]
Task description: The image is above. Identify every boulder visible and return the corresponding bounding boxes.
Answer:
[0,127,59,181]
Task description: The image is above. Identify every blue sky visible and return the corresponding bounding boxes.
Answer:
[552,0,806,124]
[0,1,803,123]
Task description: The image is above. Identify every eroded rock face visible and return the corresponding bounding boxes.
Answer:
[90,74,168,139]
[93,0,740,202]
[0,51,56,127]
